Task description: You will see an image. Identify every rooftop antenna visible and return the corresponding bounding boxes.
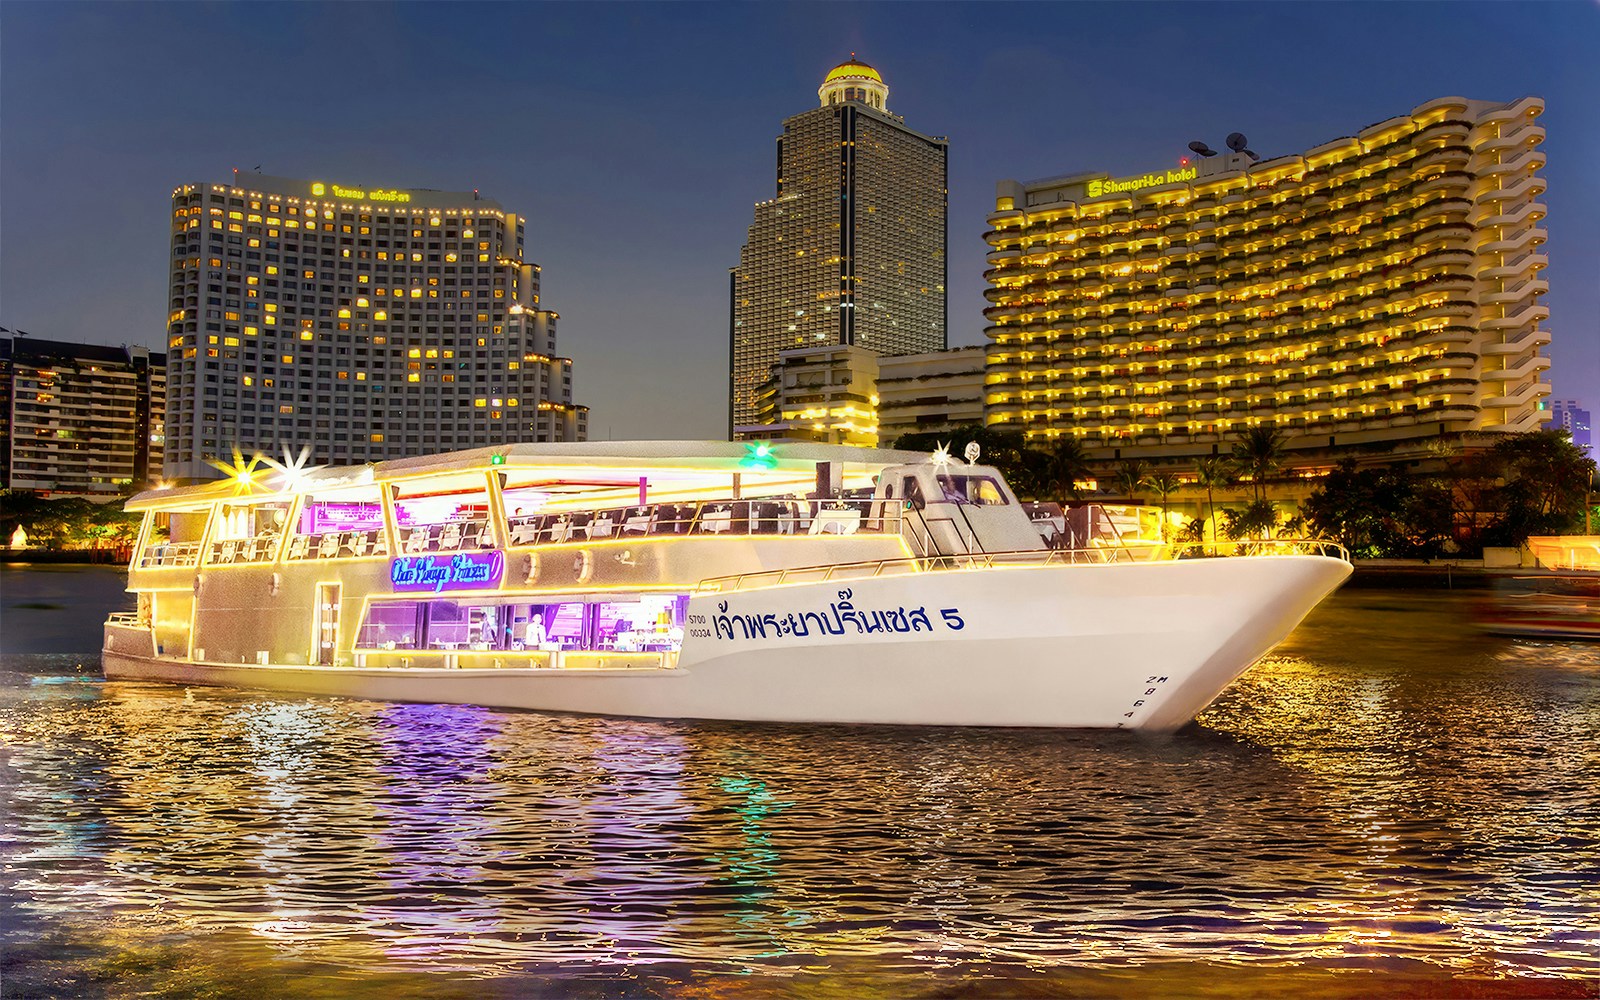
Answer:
[1187,140,1217,157]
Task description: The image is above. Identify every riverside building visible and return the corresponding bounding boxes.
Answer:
[1,336,166,496]
[165,174,587,482]
[983,96,1551,467]
[730,57,948,433]
[741,345,984,449]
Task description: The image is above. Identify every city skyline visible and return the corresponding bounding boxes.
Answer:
[2,2,1596,442]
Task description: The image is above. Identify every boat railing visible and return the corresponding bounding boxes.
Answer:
[698,537,1351,593]
[285,527,390,561]
[396,517,493,555]
[207,532,283,565]
[136,540,204,569]
[106,611,143,626]
[505,497,891,546]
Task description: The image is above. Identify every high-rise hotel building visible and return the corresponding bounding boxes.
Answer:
[983,96,1550,463]
[730,58,948,432]
[165,174,586,482]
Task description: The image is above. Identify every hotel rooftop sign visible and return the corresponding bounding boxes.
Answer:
[310,181,412,204]
[1086,166,1197,199]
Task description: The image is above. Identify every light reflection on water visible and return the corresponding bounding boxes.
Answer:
[1,573,1597,997]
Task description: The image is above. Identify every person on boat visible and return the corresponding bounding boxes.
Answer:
[936,475,968,504]
[525,612,547,648]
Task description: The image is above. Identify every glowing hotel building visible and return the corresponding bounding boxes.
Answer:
[983,96,1550,463]
[164,174,586,482]
[731,58,948,433]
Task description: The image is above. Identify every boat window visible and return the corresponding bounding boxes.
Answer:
[902,477,925,510]
[354,594,691,654]
[289,489,388,561]
[356,601,423,649]
[394,485,493,555]
[933,474,1010,506]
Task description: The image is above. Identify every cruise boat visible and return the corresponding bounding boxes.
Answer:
[102,441,1351,731]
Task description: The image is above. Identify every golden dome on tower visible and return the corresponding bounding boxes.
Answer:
[823,56,883,86]
[818,54,890,111]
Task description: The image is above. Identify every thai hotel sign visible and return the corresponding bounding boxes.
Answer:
[390,552,505,594]
[310,181,413,204]
[1086,166,1197,198]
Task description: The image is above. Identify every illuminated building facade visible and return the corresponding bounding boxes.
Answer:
[165,174,586,482]
[877,346,986,445]
[739,344,986,449]
[984,96,1550,465]
[742,344,881,448]
[730,58,948,432]
[1,336,166,496]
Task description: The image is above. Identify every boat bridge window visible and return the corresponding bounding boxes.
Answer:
[934,474,1009,506]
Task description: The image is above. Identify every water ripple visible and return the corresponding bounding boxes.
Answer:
[2,589,1598,997]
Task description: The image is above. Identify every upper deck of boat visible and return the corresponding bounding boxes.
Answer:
[127,440,930,512]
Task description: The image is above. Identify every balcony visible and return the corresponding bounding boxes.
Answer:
[1480,326,1552,356]
[1481,301,1549,331]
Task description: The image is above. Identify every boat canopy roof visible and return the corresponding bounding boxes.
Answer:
[127,440,935,511]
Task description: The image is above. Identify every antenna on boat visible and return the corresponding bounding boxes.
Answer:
[965,442,981,465]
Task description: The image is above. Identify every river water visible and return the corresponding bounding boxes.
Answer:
[1,564,1596,999]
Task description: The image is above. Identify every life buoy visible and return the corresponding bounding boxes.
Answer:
[573,549,594,584]
[523,552,539,584]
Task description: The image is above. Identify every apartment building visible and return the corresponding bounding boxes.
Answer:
[1,336,166,495]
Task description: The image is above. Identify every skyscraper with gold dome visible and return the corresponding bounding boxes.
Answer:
[729,57,948,433]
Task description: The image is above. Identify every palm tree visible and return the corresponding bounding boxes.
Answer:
[1147,472,1182,541]
[1043,436,1095,501]
[1231,426,1286,502]
[1192,455,1235,551]
[1113,460,1150,505]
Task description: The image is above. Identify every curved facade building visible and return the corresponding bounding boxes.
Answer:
[983,96,1550,463]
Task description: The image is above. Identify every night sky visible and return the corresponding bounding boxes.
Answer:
[2,2,1596,440]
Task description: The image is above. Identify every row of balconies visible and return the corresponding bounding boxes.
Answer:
[990,173,1478,249]
[991,183,1480,260]
[987,213,1484,289]
[985,282,1482,331]
[989,254,1480,312]
[988,353,1481,392]
[986,398,1483,435]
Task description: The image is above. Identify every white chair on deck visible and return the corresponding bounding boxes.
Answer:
[438,523,463,550]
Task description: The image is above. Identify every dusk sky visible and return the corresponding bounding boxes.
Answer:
[2,2,1596,440]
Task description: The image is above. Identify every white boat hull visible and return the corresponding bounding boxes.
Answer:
[103,555,1348,731]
